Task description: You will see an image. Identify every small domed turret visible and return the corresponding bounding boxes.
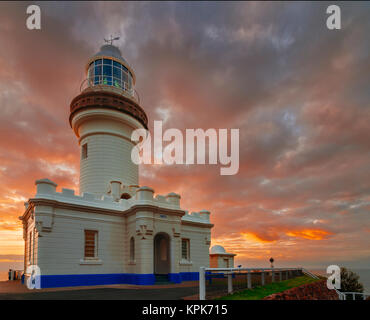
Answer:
[210,245,226,254]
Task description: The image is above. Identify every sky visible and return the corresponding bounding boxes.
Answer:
[0,1,369,271]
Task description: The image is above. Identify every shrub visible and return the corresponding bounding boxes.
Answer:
[339,267,364,293]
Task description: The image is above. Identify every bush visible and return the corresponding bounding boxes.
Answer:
[339,267,364,293]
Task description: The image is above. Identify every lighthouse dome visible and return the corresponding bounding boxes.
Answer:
[93,44,128,65]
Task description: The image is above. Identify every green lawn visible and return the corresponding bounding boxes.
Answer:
[217,275,320,300]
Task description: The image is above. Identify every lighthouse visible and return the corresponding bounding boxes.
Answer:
[69,43,148,197]
[20,41,215,289]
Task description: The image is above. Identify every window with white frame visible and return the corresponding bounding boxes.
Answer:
[84,230,98,258]
[181,239,190,260]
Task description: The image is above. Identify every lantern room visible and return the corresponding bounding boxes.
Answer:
[81,44,138,101]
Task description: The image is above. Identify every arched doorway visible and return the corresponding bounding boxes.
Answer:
[153,233,170,274]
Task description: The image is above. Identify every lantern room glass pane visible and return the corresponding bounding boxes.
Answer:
[103,58,112,65]
[113,67,121,80]
[88,65,94,78]
[122,71,128,83]
[103,65,112,85]
[113,61,121,68]
[94,65,101,75]
[88,66,94,86]
[103,65,112,76]
[95,59,102,66]
[113,67,121,88]
[94,65,101,84]
[103,76,112,85]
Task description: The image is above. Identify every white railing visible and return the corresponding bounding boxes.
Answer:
[302,268,319,279]
[335,289,370,300]
[80,76,140,103]
[199,267,304,300]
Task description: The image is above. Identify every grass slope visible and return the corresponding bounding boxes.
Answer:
[217,275,320,300]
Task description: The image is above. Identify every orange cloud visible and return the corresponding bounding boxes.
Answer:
[286,229,332,240]
[241,232,277,244]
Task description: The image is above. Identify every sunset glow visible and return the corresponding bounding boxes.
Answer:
[286,229,332,241]
[0,1,370,271]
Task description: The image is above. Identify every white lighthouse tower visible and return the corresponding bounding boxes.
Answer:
[69,42,148,197]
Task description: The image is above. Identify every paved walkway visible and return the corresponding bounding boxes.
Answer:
[0,280,199,300]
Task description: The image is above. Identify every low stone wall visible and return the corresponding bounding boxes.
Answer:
[263,279,339,300]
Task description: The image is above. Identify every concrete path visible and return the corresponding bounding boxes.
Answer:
[0,281,199,300]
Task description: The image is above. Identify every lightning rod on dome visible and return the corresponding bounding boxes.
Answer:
[104,35,120,45]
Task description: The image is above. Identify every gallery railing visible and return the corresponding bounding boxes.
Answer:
[80,75,140,103]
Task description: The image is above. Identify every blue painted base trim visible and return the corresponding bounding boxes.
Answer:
[38,272,199,288]
[180,272,199,281]
[40,273,155,288]
[168,273,182,283]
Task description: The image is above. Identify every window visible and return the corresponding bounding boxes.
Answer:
[82,143,88,159]
[84,230,98,258]
[181,239,190,260]
[130,237,135,262]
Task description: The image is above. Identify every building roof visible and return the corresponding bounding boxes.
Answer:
[210,245,236,256]
[210,245,226,254]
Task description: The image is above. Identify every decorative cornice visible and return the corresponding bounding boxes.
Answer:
[69,90,148,129]
[24,197,186,219]
[21,198,213,230]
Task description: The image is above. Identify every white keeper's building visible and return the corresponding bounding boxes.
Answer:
[19,43,223,288]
